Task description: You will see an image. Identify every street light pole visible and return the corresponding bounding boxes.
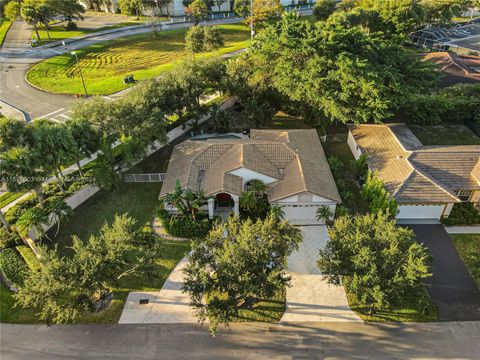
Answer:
[250,0,254,40]
[71,51,88,97]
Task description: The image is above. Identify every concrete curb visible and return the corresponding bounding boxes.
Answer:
[0,99,28,122]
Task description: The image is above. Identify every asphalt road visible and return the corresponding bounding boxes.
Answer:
[1,321,480,359]
[0,18,241,121]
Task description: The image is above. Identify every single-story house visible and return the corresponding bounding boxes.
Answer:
[159,129,341,225]
[348,124,480,222]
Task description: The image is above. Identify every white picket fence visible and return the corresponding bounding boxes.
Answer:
[124,173,166,183]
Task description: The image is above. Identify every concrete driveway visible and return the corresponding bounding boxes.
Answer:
[407,224,480,321]
[281,226,362,323]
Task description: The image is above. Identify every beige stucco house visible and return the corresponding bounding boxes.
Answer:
[348,123,480,222]
[159,129,341,225]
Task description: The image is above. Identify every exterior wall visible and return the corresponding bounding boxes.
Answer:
[273,192,338,225]
[470,190,480,203]
[397,204,445,220]
[347,130,363,160]
[228,168,278,187]
[443,203,454,217]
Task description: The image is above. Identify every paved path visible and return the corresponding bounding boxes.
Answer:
[445,225,480,234]
[1,21,31,52]
[281,226,362,323]
[408,224,480,321]
[2,321,480,359]
[119,257,195,324]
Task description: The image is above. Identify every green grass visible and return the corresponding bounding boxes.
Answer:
[409,124,480,146]
[33,22,142,45]
[346,285,438,322]
[267,112,313,130]
[0,283,42,324]
[451,234,480,288]
[0,20,12,47]
[235,290,286,323]
[27,24,250,95]
[0,191,27,209]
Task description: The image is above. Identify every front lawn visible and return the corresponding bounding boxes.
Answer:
[409,124,480,146]
[451,234,480,288]
[33,22,141,45]
[236,290,286,323]
[27,24,250,95]
[346,285,438,322]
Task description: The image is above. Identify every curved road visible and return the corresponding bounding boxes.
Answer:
[1,321,480,359]
[0,18,241,121]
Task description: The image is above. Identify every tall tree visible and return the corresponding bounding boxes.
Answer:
[318,212,432,312]
[118,0,142,18]
[313,0,337,21]
[30,119,77,194]
[50,0,85,30]
[184,0,208,25]
[21,0,54,41]
[64,118,100,177]
[183,214,302,334]
[4,0,21,20]
[16,207,50,240]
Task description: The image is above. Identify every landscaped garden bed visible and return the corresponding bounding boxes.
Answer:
[442,203,480,226]
[451,234,480,288]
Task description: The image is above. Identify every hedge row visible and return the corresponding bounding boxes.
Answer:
[16,245,42,273]
[0,228,23,250]
[157,207,214,239]
[0,248,29,288]
[442,203,480,226]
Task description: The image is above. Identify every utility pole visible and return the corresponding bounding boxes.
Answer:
[71,51,88,97]
[250,0,254,40]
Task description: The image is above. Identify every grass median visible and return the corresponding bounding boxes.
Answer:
[27,23,250,95]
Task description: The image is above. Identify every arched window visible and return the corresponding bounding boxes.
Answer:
[245,180,266,197]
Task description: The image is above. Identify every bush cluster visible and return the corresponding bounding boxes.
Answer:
[157,207,213,238]
[0,227,23,249]
[442,203,480,226]
[16,245,42,273]
[0,247,28,287]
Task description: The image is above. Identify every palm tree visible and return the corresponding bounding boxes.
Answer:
[16,207,50,241]
[164,180,208,220]
[64,119,100,177]
[316,205,333,226]
[50,200,73,236]
[269,205,285,221]
[240,191,257,214]
[0,209,11,232]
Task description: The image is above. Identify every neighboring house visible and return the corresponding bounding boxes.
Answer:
[159,129,341,225]
[348,124,480,222]
[412,24,480,55]
[423,52,480,88]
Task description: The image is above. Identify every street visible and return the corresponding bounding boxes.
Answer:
[1,321,480,359]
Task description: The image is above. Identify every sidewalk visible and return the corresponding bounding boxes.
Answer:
[444,225,480,234]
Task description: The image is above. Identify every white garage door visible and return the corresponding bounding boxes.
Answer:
[281,205,334,225]
[397,205,444,220]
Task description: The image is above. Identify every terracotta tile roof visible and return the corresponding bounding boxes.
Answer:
[423,52,480,87]
[349,124,480,204]
[159,129,340,203]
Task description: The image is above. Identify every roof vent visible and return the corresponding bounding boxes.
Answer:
[396,155,404,160]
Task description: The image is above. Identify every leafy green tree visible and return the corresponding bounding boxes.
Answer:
[184,0,208,25]
[248,0,282,27]
[0,146,47,208]
[203,25,224,51]
[185,25,205,54]
[15,214,159,324]
[316,205,333,225]
[351,153,368,182]
[318,212,432,312]
[313,0,337,20]
[268,204,285,221]
[164,180,209,220]
[210,104,230,133]
[30,119,77,194]
[246,12,438,125]
[16,207,50,240]
[0,117,31,152]
[118,0,142,18]
[4,0,21,20]
[361,171,398,216]
[423,0,465,25]
[233,0,250,19]
[182,214,302,333]
[64,118,100,177]
[50,0,85,30]
[21,0,54,41]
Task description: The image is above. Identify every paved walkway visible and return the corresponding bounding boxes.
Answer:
[118,257,196,324]
[445,225,480,234]
[408,224,480,321]
[281,226,362,323]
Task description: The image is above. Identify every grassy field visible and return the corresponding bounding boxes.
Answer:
[27,24,250,95]
[0,20,12,47]
[409,124,480,146]
[346,285,438,322]
[33,22,142,45]
[451,234,480,288]
[0,191,26,209]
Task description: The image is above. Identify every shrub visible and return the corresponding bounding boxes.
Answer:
[157,207,213,238]
[0,228,23,249]
[0,247,28,287]
[442,203,480,226]
[16,245,41,273]
[361,171,398,217]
